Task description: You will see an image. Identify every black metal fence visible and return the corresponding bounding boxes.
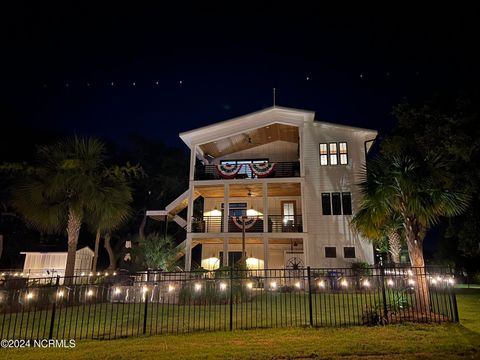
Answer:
[0,266,458,340]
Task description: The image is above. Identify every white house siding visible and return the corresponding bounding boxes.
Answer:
[302,122,375,267]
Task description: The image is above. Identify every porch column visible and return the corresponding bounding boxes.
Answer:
[223,183,229,266]
[263,234,269,270]
[185,234,192,271]
[262,182,268,233]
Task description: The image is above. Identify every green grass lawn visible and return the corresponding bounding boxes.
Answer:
[2,289,478,359]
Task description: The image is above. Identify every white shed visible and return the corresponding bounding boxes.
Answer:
[21,246,94,277]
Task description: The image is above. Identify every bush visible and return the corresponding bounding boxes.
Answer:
[362,305,387,326]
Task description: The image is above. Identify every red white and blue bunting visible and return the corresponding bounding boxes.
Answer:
[232,216,258,230]
[216,164,242,178]
[250,162,276,178]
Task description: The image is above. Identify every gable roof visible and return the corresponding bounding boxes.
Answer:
[179,105,377,149]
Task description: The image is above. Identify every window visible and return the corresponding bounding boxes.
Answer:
[282,201,295,224]
[322,192,352,215]
[321,193,331,215]
[319,142,348,166]
[319,143,328,166]
[339,142,348,165]
[329,143,338,165]
[325,247,336,258]
[344,247,356,258]
[341,192,352,215]
[331,192,342,215]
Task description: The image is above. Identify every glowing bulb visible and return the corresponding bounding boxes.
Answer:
[114,287,121,295]
[448,278,454,285]
[387,279,394,287]
[168,284,175,292]
[407,269,413,276]
[1,273,4,276]
[20,273,24,276]
[26,292,33,300]
[220,282,227,291]
[408,279,415,286]
[87,290,94,297]
[431,278,437,285]
[14,273,18,277]
[104,272,109,276]
[436,276,442,282]
[142,286,148,293]
[246,282,253,289]
[89,272,93,277]
[318,280,325,288]
[195,283,202,292]
[363,280,370,288]
[294,281,301,289]
[113,272,117,276]
[341,279,348,287]
[57,290,64,298]
[81,272,85,276]
[96,272,101,276]
[270,281,277,290]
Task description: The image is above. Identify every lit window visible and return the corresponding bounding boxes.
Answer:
[319,143,328,166]
[339,142,348,165]
[329,143,338,165]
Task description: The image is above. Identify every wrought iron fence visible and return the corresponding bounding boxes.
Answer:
[0,266,458,340]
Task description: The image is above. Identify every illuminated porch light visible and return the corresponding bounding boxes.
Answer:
[270,281,277,290]
[195,283,202,292]
[318,280,325,288]
[387,279,394,287]
[220,282,227,291]
[168,284,175,292]
[340,279,348,288]
[363,279,370,288]
[210,208,222,216]
[246,208,262,216]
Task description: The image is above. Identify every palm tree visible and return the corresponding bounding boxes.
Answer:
[11,137,140,281]
[356,154,469,313]
[88,175,133,272]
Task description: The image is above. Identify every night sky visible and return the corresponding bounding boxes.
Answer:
[2,3,479,149]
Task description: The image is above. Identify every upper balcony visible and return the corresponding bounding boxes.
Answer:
[194,161,300,180]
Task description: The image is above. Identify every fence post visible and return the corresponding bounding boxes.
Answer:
[143,270,149,335]
[229,268,233,331]
[307,267,314,327]
[48,276,60,339]
[379,265,388,324]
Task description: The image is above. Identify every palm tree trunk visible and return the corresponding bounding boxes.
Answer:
[405,217,430,315]
[65,208,82,283]
[104,232,116,271]
[92,229,101,272]
[387,230,401,264]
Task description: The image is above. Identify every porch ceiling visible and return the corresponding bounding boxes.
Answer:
[199,123,298,158]
[195,183,301,198]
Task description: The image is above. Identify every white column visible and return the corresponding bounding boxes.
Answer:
[298,125,305,177]
[262,182,268,233]
[223,183,229,266]
[263,234,269,270]
[189,145,197,181]
[185,234,192,271]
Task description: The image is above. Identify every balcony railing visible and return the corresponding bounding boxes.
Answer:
[194,161,300,180]
[191,215,303,233]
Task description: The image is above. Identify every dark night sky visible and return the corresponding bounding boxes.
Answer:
[1,3,479,149]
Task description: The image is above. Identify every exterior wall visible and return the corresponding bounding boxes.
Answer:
[302,123,375,267]
[213,140,298,164]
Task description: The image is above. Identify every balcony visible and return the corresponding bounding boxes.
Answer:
[191,215,303,233]
[194,161,300,181]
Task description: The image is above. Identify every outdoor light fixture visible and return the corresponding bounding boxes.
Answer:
[87,290,94,297]
[26,292,33,300]
[168,284,175,292]
[387,279,394,287]
[363,279,370,288]
[220,282,227,291]
[57,290,64,298]
[318,280,325,288]
[114,287,121,295]
[246,282,253,289]
[341,279,348,287]
[81,272,85,276]
[270,281,277,290]
[14,273,18,277]
[195,283,202,292]
[97,272,101,276]
[294,281,301,289]
[113,272,117,276]
[105,272,109,276]
[142,286,148,293]
[89,272,93,277]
